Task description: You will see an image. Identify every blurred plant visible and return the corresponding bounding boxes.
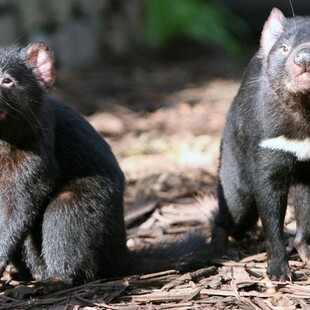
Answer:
[143,0,249,54]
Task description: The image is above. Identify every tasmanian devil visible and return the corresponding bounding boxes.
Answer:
[212,8,310,281]
[0,42,212,298]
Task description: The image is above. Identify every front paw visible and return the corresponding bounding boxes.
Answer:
[267,259,292,282]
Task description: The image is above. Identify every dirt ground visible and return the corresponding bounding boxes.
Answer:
[0,46,309,309]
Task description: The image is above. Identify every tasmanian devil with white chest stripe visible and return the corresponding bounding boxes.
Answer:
[212,8,310,280]
[0,42,214,299]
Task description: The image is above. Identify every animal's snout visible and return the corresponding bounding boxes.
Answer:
[294,47,310,71]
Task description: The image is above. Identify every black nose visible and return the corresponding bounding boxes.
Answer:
[295,48,310,71]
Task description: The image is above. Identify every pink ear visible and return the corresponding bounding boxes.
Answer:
[260,8,285,58]
[24,42,55,89]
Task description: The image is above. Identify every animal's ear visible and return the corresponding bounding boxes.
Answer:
[23,42,55,89]
[260,8,286,58]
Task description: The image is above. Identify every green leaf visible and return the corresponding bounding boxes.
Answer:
[143,0,248,54]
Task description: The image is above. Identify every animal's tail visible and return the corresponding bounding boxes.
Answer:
[126,194,218,276]
[127,233,214,275]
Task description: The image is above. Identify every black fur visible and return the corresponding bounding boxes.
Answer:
[0,42,212,297]
[213,8,310,280]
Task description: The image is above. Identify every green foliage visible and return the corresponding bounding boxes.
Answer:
[143,0,248,54]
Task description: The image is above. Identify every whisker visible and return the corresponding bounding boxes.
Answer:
[288,0,297,35]
[289,0,295,18]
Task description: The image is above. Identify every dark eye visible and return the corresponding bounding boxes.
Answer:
[280,44,290,53]
[2,77,14,87]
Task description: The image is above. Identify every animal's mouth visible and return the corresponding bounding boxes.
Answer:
[285,71,310,94]
[293,72,310,92]
[296,71,310,79]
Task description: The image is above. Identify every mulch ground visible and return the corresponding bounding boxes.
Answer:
[0,48,309,309]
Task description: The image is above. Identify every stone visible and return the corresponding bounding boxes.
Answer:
[0,0,12,11]
[15,0,46,29]
[43,0,72,25]
[52,20,99,69]
[74,0,109,16]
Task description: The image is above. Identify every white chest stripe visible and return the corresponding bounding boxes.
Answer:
[260,136,310,161]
